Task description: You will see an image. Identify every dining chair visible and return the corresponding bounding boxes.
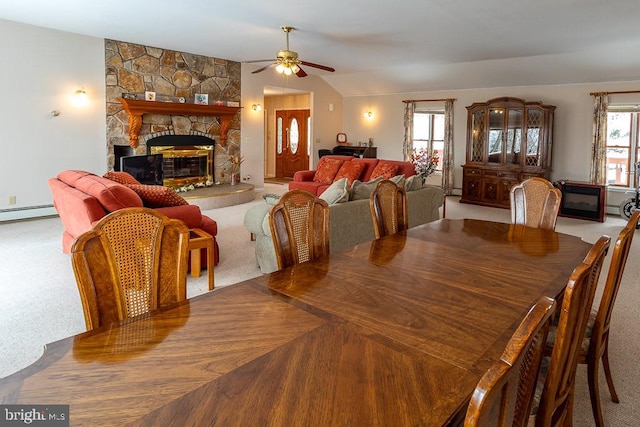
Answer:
[369,179,408,239]
[71,207,190,331]
[578,209,640,426]
[534,235,611,427]
[464,296,556,427]
[269,189,330,270]
[510,177,562,230]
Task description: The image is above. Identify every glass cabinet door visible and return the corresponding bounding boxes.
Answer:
[526,109,543,167]
[506,109,523,165]
[470,109,486,162]
[488,109,504,163]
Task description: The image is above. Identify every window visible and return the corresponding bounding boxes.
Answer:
[606,108,640,187]
[413,110,444,171]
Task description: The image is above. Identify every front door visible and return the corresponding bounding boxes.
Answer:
[275,109,310,179]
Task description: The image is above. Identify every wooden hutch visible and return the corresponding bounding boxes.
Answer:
[461,97,556,208]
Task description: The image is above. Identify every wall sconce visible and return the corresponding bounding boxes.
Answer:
[251,104,263,111]
[363,111,374,120]
[73,87,88,107]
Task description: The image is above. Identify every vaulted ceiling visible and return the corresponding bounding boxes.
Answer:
[2,0,640,96]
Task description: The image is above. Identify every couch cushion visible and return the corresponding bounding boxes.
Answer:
[57,170,96,187]
[127,184,188,208]
[103,171,141,185]
[73,174,143,211]
[289,180,330,196]
[333,161,364,187]
[369,161,400,180]
[350,177,384,200]
[390,175,406,188]
[352,158,379,182]
[320,178,350,205]
[313,157,345,184]
[405,175,423,191]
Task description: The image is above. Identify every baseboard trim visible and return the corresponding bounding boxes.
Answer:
[0,205,57,222]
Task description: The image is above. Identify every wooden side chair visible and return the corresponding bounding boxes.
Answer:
[510,177,562,230]
[464,297,556,427]
[534,235,611,427]
[579,210,640,426]
[369,179,408,239]
[71,207,190,331]
[269,190,330,270]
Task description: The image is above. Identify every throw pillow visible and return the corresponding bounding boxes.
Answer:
[350,177,383,201]
[313,157,345,184]
[127,184,188,208]
[103,171,141,185]
[405,175,423,191]
[390,175,406,188]
[320,178,349,205]
[333,161,364,187]
[369,161,399,180]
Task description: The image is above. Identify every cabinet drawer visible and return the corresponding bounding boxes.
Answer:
[483,170,517,179]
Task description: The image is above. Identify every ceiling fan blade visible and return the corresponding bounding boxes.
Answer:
[251,63,276,74]
[300,61,335,73]
[295,66,308,77]
[243,59,275,64]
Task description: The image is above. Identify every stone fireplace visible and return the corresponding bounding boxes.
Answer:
[105,40,241,184]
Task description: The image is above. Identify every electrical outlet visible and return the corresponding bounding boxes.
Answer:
[8,195,16,205]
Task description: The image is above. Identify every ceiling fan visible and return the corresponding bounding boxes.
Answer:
[245,26,335,77]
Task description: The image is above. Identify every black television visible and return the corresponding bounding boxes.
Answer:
[120,154,164,185]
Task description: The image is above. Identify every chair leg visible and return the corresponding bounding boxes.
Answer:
[587,357,605,427]
[602,340,620,403]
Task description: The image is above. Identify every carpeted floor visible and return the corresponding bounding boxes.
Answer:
[0,189,638,425]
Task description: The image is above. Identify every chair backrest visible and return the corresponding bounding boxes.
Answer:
[535,235,611,426]
[464,297,556,427]
[71,207,190,331]
[370,179,408,239]
[589,210,640,356]
[269,190,330,270]
[510,178,562,230]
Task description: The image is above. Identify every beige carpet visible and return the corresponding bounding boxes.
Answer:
[0,191,638,425]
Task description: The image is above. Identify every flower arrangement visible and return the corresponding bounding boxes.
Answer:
[222,154,244,184]
[410,148,439,183]
[224,155,245,174]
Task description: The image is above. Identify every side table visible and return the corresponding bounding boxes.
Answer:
[188,228,215,290]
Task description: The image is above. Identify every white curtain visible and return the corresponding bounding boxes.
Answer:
[590,93,608,185]
[403,102,415,161]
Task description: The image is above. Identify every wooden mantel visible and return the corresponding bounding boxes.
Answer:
[117,98,241,148]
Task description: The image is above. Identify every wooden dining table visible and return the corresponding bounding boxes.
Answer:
[0,219,592,426]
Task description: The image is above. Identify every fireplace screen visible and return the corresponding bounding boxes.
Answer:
[150,145,213,187]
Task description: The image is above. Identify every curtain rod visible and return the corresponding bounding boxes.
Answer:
[590,90,640,96]
[402,98,456,103]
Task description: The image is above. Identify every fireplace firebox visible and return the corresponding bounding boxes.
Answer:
[128,134,215,187]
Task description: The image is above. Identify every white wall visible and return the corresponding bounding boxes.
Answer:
[0,19,105,221]
[343,83,640,210]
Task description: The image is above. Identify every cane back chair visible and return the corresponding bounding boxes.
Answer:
[269,190,330,270]
[510,177,562,231]
[370,179,408,239]
[71,207,190,331]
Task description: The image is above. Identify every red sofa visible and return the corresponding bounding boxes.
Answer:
[289,155,417,196]
[48,170,219,265]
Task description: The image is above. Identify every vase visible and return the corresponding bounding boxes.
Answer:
[230,173,239,185]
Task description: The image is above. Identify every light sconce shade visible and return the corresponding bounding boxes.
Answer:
[73,88,88,106]
[364,111,374,120]
[252,104,263,111]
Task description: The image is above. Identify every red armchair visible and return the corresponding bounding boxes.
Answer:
[48,170,219,265]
